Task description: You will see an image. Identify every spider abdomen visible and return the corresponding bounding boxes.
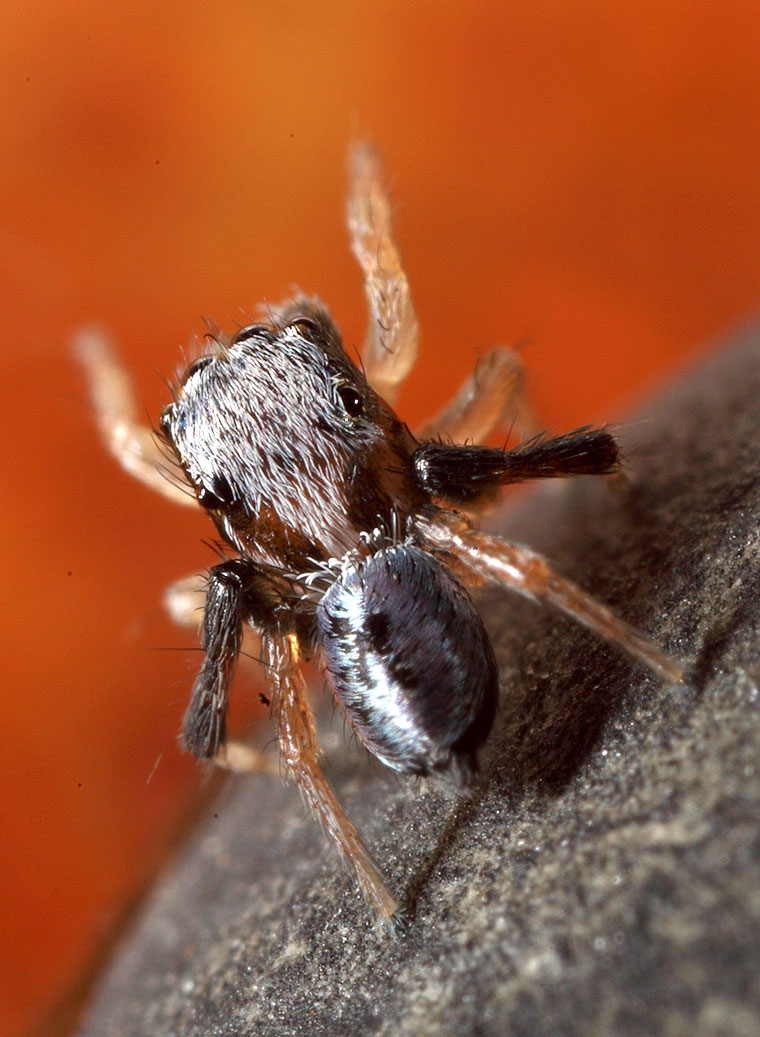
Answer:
[317,543,498,783]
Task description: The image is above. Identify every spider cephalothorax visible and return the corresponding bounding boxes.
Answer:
[160,300,425,570]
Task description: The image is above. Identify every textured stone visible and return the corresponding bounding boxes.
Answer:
[79,323,760,1036]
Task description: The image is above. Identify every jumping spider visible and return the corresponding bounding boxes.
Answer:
[77,145,684,927]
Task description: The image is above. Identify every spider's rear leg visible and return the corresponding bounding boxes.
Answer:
[418,512,685,686]
[347,143,418,404]
[266,630,400,925]
[416,345,543,446]
[74,327,196,508]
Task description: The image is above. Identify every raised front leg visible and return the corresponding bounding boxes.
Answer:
[74,327,196,508]
[416,345,543,445]
[412,427,620,505]
[182,559,287,758]
[347,143,418,404]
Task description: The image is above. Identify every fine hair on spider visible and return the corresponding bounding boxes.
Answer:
[75,143,685,928]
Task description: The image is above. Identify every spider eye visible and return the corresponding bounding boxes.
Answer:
[198,474,235,510]
[159,404,175,439]
[183,356,213,381]
[233,323,272,346]
[287,316,319,338]
[336,382,364,418]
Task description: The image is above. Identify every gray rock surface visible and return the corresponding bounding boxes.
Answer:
[79,324,760,1036]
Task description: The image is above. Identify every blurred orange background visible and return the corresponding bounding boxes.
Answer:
[3,2,760,1034]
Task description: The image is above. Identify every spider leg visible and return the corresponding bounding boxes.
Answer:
[213,740,280,777]
[74,327,195,508]
[182,560,249,758]
[183,563,397,917]
[182,558,295,756]
[165,569,263,669]
[416,345,543,444]
[347,142,418,404]
[164,571,208,628]
[173,565,278,776]
[417,512,684,685]
[267,630,400,924]
[412,428,620,505]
